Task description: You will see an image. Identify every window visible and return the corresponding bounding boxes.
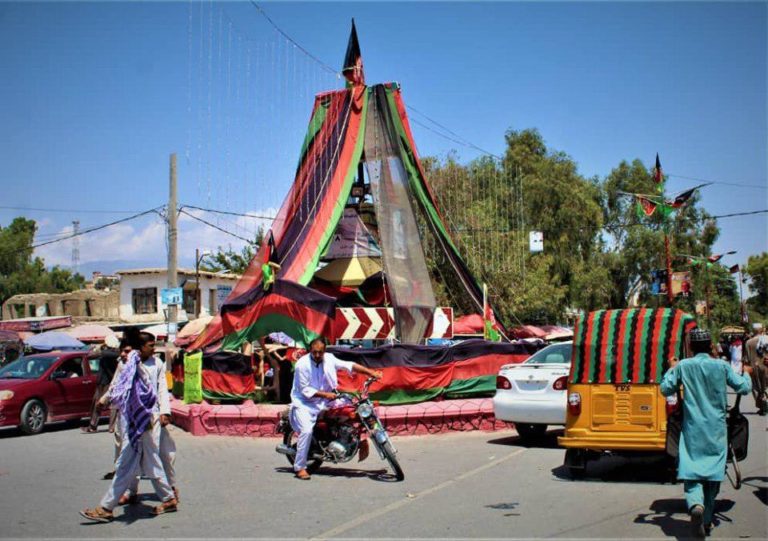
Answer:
[132,287,158,315]
[58,358,84,378]
[182,289,196,315]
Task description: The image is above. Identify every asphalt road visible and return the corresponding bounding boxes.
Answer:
[0,410,765,540]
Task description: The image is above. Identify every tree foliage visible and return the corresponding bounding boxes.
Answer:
[744,252,768,319]
[200,226,264,276]
[0,217,85,307]
[421,129,742,331]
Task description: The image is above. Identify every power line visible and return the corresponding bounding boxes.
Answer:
[180,204,276,221]
[178,208,256,244]
[27,208,164,250]
[712,209,768,219]
[407,106,503,160]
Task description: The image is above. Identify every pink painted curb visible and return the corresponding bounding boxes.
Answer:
[171,396,514,437]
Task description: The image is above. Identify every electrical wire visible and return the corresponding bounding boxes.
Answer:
[712,209,768,219]
[667,173,766,190]
[180,204,276,221]
[28,208,164,249]
[0,206,143,214]
[178,208,256,244]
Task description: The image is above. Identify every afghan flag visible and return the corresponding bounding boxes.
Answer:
[654,153,666,185]
[261,231,280,290]
[219,279,336,350]
[636,195,673,218]
[707,253,724,263]
[667,183,709,209]
[342,19,365,87]
[729,264,740,274]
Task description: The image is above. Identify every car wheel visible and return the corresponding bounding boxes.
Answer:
[20,399,47,435]
[515,423,547,440]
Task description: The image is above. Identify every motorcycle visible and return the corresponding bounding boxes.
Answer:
[276,376,404,481]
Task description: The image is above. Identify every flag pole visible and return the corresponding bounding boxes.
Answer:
[738,267,746,323]
[665,233,674,305]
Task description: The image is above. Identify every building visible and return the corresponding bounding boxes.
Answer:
[1,290,120,322]
[116,268,239,324]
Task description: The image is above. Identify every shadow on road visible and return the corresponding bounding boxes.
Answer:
[0,419,89,439]
[274,465,399,482]
[634,498,736,540]
[741,476,767,506]
[486,428,564,449]
[551,453,676,484]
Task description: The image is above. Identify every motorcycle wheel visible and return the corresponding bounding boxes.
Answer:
[283,429,323,474]
[379,440,405,481]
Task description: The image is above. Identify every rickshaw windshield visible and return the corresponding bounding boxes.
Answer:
[569,308,696,385]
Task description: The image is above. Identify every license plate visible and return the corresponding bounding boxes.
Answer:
[615,383,631,392]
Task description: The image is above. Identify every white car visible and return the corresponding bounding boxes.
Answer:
[493,341,573,440]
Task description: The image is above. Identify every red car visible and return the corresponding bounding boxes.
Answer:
[0,351,98,434]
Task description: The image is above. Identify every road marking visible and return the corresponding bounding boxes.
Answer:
[311,448,527,540]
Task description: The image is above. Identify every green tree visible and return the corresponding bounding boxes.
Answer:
[0,217,85,307]
[200,226,264,276]
[744,252,768,318]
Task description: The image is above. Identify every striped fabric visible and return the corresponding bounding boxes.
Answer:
[108,351,157,451]
[569,308,697,384]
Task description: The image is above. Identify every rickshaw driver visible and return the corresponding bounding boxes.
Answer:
[660,328,752,538]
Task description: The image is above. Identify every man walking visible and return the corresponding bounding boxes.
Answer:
[744,323,768,415]
[660,328,752,538]
[80,332,177,522]
[289,337,382,480]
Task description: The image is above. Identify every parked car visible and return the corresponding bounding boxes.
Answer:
[493,341,573,440]
[0,351,96,434]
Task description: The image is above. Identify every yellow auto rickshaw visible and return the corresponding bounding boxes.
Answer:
[558,308,696,477]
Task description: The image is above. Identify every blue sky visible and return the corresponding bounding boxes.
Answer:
[0,1,765,279]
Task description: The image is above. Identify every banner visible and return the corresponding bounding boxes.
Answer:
[671,271,692,297]
[650,269,668,296]
[183,351,203,404]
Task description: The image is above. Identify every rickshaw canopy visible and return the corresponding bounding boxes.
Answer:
[569,308,697,385]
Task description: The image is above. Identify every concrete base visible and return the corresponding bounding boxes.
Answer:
[171,397,514,437]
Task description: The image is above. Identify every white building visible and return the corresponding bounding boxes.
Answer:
[116,268,240,324]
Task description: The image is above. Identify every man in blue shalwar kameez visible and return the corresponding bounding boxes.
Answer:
[661,328,752,538]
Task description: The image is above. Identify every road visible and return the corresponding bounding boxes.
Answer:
[0,411,765,539]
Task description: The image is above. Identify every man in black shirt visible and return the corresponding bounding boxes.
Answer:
[82,345,119,433]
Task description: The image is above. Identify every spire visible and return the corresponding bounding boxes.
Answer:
[342,18,365,87]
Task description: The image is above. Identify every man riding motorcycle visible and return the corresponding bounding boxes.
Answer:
[289,337,382,480]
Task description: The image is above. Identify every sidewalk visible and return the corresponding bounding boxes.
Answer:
[171,396,513,437]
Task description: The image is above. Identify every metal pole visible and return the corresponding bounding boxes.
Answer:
[705,262,711,326]
[195,248,201,319]
[738,267,746,323]
[664,233,674,305]
[167,153,178,340]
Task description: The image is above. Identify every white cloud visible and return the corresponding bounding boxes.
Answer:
[34,207,278,269]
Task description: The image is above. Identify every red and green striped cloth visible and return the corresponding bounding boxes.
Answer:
[569,308,697,384]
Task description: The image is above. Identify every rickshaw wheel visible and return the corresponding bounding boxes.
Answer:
[564,448,588,479]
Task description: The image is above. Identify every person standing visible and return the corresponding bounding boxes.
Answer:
[289,338,382,480]
[82,342,120,433]
[744,323,768,415]
[80,332,177,522]
[660,328,752,538]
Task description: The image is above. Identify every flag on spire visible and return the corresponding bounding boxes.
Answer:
[342,19,365,87]
[707,253,724,263]
[635,195,673,218]
[654,153,664,184]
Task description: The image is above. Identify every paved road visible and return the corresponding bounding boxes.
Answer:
[0,411,765,539]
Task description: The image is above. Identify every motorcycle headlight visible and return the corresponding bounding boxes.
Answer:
[357,402,374,419]
[0,390,14,401]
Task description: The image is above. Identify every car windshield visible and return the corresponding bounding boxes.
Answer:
[524,343,573,365]
[0,356,58,379]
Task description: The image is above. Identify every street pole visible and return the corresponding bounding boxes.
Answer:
[704,262,712,327]
[664,233,674,305]
[738,267,746,323]
[167,153,178,341]
[195,248,200,319]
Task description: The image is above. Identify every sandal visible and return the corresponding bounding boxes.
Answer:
[79,506,114,523]
[295,470,311,480]
[81,425,98,434]
[152,498,178,515]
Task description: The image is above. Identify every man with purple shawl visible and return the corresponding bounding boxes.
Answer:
[80,332,177,522]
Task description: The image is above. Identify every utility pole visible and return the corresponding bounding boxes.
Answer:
[167,153,178,341]
[195,247,201,319]
[71,220,80,276]
[664,233,674,305]
[738,267,746,324]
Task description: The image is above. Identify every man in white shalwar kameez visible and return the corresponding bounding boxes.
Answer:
[80,333,178,522]
[289,338,382,480]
